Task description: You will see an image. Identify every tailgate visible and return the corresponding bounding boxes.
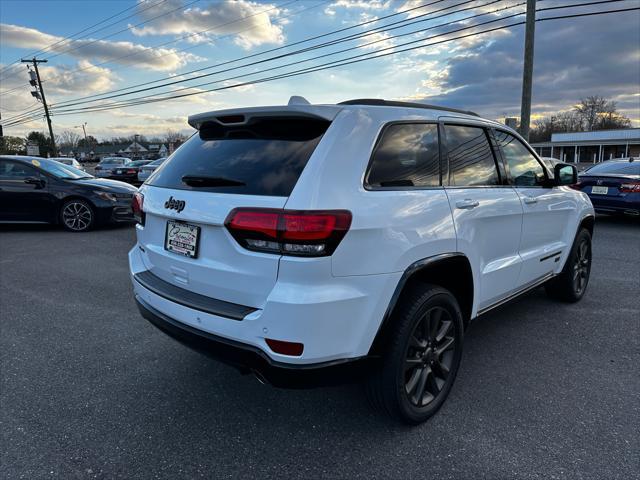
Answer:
[137,186,285,308]
[136,113,333,309]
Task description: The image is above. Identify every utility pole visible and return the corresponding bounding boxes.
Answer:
[21,58,57,156]
[519,0,536,141]
[74,122,88,143]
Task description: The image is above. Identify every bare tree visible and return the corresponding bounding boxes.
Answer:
[58,130,81,149]
[531,96,631,142]
[165,130,187,144]
[573,96,630,131]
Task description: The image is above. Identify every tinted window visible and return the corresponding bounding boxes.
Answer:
[494,130,545,186]
[148,117,329,196]
[444,125,499,186]
[100,158,125,165]
[584,161,640,176]
[366,123,440,188]
[36,159,91,179]
[0,160,37,179]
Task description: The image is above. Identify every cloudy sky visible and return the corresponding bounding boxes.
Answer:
[1,0,639,140]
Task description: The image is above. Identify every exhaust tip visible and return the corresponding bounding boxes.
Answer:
[251,369,268,385]
[624,209,640,216]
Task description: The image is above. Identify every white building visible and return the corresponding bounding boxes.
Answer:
[531,128,640,163]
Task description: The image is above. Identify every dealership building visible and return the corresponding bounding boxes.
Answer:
[530,128,640,163]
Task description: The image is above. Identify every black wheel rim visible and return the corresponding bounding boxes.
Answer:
[62,202,92,231]
[573,239,591,295]
[404,306,456,408]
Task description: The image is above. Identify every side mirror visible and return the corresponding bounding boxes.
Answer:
[24,176,45,189]
[553,163,577,186]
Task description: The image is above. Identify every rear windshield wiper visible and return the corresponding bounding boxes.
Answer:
[182,175,246,187]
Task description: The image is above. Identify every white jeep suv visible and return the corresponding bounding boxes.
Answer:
[129,97,594,424]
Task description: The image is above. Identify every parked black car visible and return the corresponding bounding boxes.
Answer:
[0,156,138,232]
[108,160,152,185]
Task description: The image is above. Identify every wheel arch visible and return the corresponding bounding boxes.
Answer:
[579,214,595,238]
[368,253,474,357]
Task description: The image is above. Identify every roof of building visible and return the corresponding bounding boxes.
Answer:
[551,128,639,143]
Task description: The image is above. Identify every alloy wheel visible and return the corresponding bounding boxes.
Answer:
[404,306,457,408]
[573,239,591,295]
[62,201,92,231]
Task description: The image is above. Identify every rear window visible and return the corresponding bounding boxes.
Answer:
[148,117,330,196]
[584,161,640,175]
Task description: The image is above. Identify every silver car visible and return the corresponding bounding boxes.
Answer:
[51,157,85,172]
[95,157,130,178]
[137,157,167,183]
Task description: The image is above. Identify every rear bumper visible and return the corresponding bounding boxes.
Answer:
[587,193,640,215]
[129,242,400,370]
[135,295,375,388]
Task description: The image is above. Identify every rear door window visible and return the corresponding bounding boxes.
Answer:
[148,117,330,196]
[0,160,38,179]
[366,123,440,188]
[444,125,500,186]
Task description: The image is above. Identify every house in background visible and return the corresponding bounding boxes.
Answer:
[58,142,169,161]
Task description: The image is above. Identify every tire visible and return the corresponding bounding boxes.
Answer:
[60,199,95,232]
[365,284,464,424]
[545,228,592,302]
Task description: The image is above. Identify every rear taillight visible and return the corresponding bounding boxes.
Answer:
[132,192,144,224]
[225,208,352,257]
[620,182,640,193]
[126,168,136,174]
[569,181,583,190]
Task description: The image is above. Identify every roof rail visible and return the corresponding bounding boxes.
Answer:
[337,98,479,117]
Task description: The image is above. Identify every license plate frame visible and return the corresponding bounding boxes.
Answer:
[165,220,201,258]
[591,186,608,195]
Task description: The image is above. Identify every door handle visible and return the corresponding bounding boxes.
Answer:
[523,196,538,205]
[455,199,480,210]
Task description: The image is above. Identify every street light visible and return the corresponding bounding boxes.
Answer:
[73,122,88,144]
[73,122,89,161]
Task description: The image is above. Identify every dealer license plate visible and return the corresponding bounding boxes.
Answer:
[165,220,200,258]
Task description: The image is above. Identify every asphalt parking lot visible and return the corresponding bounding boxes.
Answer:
[1,217,638,479]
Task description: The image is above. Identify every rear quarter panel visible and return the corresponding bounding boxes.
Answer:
[284,107,457,277]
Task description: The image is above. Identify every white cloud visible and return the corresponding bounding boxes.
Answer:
[0,23,196,71]
[130,0,286,50]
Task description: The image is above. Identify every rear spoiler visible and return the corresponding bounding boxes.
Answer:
[188,104,342,130]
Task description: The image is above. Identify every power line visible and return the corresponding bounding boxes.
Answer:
[47,0,452,107]
[4,2,636,127]
[51,0,618,113]
[0,0,169,81]
[10,0,308,96]
[50,0,620,111]
[51,0,507,110]
[42,0,204,62]
[40,0,305,84]
[47,4,639,118]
